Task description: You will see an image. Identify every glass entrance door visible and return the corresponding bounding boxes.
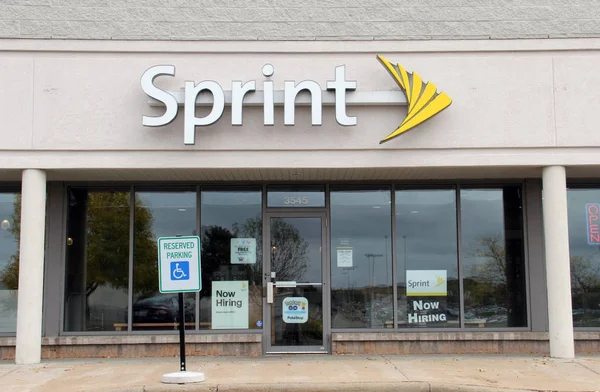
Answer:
[264,213,328,353]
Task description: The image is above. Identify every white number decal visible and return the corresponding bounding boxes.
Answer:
[283,196,309,205]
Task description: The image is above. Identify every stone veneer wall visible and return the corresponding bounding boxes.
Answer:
[2,1,600,41]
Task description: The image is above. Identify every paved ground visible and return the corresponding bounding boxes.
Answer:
[1,355,600,392]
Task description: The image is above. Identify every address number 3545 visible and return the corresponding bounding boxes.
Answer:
[284,196,309,205]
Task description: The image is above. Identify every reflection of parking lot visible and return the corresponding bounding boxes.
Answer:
[131,294,195,328]
[573,308,600,327]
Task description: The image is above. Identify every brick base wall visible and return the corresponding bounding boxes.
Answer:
[331,332,600,355]
[1,332,599,359]
[0,334,262,360]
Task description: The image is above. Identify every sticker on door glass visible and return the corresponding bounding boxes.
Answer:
[282,297,308,323]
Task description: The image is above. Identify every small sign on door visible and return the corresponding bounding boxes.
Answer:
[282,297,308,323]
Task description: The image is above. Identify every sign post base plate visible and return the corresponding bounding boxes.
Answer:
[161,371,205,384]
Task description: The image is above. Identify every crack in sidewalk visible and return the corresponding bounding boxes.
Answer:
[379,354,411,382]
[0,367,18,379]
[572,360,600,376]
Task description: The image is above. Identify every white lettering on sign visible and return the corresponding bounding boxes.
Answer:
[141,64,357,145]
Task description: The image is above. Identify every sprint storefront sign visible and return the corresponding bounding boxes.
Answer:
[141,56,451,145]
[406,270,448,324]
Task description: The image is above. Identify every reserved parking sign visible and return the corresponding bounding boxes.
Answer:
[158,236,201,293]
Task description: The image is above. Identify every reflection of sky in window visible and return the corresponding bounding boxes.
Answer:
[460,189,505,273]
[202,190,261,233]
[568,189,600,259]
[330,190,392,290]
[137,191,197,239]
[0,194,18,282]
[396,189,458,283]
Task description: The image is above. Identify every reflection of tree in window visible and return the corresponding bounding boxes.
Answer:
[571,255,600,293]
[131,200,161,299]
[465,235,517,326]
[63,191,157,331]
[269,218,308,282]
[0,194,20,290]
[571,255,600,326]
[83,194,157,299]
[469,236,507,286]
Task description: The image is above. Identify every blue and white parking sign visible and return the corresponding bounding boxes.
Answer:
[158,236,201,293]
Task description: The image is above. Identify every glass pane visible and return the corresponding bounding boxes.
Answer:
[270,217,323,347]
[133,190,196,331]
[64,189,129,332]
[201,189,262,330]
[461,187,527,328]
[0,193,19,333]
[267,186,325,208]
[567,188,600,327]
[330,189,393,329]
[396,189,459,328]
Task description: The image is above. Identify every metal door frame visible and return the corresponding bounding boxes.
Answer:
[262,211,330,354]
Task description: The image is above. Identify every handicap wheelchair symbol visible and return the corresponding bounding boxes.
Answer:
[170,261,190,281]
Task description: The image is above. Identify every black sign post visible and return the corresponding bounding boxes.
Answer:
[178,292,186,372]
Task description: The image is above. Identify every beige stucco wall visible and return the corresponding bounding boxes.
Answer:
[1,39,600,176]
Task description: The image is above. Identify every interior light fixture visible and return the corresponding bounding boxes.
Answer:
[1,220,10,230]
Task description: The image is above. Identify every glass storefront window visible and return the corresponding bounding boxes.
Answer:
[396,189,460,328]
[460,187,527,328]
[133,189,197,331]
[330,188,393,329]
[64,188,130,332]
[201,189,262,330]
[60,183,530,334]
[567,188,600,327]
[0,192,19,333]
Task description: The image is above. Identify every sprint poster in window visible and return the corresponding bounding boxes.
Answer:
[406,270,448,325]
[211,281,249,329]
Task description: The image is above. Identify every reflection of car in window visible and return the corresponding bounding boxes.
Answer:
[132,295,194,324]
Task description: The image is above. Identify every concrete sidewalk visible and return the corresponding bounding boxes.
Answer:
[1,355,600,392]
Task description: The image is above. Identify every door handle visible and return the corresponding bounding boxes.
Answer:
[267,282,274,304]
[275,281,296,288]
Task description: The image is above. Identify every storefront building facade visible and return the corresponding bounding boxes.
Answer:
[2,2,600,364]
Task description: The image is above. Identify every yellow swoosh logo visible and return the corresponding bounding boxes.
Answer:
[377,55,452,144]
